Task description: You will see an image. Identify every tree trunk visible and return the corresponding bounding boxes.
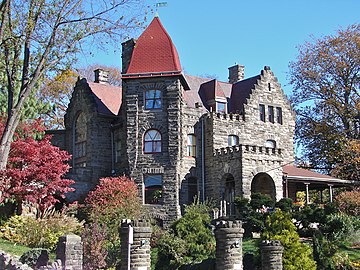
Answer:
[0,109,21,170]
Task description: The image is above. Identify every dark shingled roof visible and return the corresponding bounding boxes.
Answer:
[230,75,260,113]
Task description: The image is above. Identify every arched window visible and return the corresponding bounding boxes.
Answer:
[145,89,161,109]
[228,135,239,146]
[265,139,276,148]
[74,112,87,167]
[187,134,196,157]
[144,129,162,153]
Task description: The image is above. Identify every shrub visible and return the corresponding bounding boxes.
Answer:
[336,189,360,217]
[81,222,108,270]
[262,209,317,270]
[320,213,360,242]
[275,198,294,213]
[250,193,274,210]
[20,248,49,268]
[156,201,215,269]
[84,176,142,238]
[83,176,142,269]
[0,212,83,250]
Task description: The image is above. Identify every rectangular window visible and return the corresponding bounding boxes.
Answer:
[217,102,226,113]
[259,104,265,122]
[145,89,161,109]
[144,175,163,204]
[276,107,283,124]
[187,134,196,157]
[268,106,274,123]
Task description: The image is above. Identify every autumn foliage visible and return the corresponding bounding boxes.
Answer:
[0,117,74,214]
[336,189,360,217]
[85,176,141,223]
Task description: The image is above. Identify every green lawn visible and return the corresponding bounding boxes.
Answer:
[0,238,31,257]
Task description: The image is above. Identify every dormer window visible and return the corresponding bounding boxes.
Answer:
[217,102,226,113]
[145,89,161,109]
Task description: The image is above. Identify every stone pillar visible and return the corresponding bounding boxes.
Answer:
[56,234,83,270]
[214,219,244,270]
[260,240,284,270]
[120,219,152,270]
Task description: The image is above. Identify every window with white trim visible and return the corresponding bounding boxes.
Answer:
[187,134,196,157]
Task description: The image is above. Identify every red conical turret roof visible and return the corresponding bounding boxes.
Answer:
[124,17,182,76]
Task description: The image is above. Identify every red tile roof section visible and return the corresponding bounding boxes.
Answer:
[125,17,182,75]
[88,82,122,116]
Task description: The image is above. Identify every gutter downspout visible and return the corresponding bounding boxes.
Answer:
[111,124,115,174]
[201,116,205,202]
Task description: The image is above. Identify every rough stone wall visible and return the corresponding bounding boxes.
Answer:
[214,219,244,270]
[260,240,284,270]
[119,220,152,270]
[179,104,206,207]
[122,76,185,226]
[64,79,115,200]
[241,68,295,163]
[56,235,83,270]
[204,68,294,204]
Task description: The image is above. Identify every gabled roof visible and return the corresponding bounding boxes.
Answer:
[124,17,182,76]
[88,82,121,116]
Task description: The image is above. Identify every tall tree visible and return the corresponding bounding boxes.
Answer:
[0,0,147,169]
[289,24,360,179]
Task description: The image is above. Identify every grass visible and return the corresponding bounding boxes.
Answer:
[0,238,31,257]
[243,238,259,255]
[339,243,360,262]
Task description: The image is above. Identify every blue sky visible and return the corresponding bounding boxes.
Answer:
[80,0,360,96]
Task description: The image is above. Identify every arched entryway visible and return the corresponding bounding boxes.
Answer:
[222,173,235,216]
[251,173,276,201]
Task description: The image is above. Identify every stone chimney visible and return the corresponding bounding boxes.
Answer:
[228,64,245,84]
[94,69,109,84]
[121,38,136,74]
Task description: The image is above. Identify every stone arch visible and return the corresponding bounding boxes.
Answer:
[251,172,276,201]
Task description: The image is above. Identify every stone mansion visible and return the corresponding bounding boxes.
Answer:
[50,17,350,226]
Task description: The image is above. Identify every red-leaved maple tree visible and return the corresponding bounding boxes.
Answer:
[0,117,74,214]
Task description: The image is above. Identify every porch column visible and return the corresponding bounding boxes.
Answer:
[282,174,288,198]
[304,182,310,205]
[328,184,333,202]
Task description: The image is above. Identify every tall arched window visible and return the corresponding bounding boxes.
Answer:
[74,112,87,167]
[144,129,162,153]
[187,134,196,157]
[228,135,239,146]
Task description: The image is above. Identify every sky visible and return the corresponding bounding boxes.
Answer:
[79,0,360,96]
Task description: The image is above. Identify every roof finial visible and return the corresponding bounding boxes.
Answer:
[155,2,167,17]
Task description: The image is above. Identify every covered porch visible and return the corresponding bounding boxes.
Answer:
[282,165,354,204]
